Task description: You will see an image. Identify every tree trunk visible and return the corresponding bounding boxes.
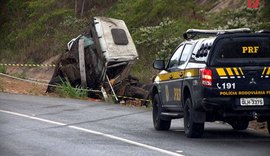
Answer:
[80,0,86,19]
[75,0,78,17]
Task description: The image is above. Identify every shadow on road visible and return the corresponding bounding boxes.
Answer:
[167,127,270,140]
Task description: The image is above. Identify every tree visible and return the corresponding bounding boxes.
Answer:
[75,0,77,16]
[80,0,85,19]
[75,0,87,18]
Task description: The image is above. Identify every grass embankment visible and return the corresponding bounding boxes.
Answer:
[0,0,270,82]
[0,0,86,63]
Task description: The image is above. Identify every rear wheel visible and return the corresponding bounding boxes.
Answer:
[229,120,249,130]
[184,98,204,138]
[152,94,171,130]
[267,120,270,135]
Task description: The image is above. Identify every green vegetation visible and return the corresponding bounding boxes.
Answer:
[11,72,26,79]
[208,1,270,30]
[0,66,7,74]
[0,0,87,63]
[1,0,269,82]
[56,79,88,99]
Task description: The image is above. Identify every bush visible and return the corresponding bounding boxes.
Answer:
[207,1,270,31]
[0,66,7,74]
[56,79,88,99]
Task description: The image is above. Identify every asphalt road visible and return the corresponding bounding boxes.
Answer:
[0,93,270,156]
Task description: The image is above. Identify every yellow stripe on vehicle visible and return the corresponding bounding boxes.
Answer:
[267,67,270,75]
[171,71,181,79]
[238,68,244,75]
[261,67,267,78]
[216,68,227,77]
[159,72,178,81]
[184,69,199,78]
[158,73,171,81]
[262,67,267,75]
[233,68,240,76]
[157,69,199,82]
[226,68,234,76]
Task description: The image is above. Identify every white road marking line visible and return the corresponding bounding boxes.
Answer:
[0,109,66,126]
[0,109,184,156]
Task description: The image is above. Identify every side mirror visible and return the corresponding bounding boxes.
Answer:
[153,60,165,70]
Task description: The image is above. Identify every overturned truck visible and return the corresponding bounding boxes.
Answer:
[47,17,150,103]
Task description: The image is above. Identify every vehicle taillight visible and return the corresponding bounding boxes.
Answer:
[200,69,212,87]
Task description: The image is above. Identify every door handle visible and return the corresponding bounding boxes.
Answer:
[179,72,183,77]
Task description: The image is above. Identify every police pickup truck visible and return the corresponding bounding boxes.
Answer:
[151,28,270,138]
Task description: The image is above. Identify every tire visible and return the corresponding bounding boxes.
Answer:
[229,120,249,130]
[46,76,62,92]
[184,98,204,138]
[152,94,171,130]
[267,120,270,135]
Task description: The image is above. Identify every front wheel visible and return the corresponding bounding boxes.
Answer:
[152,94,171,130]
[184,98,204,138]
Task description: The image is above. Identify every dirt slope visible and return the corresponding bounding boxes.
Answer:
[0,75,48,96]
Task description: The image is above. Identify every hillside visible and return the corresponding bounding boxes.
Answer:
[0,0,270,82]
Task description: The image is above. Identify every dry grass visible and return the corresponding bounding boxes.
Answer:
[0,78,5,92]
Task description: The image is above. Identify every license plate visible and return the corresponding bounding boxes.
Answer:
[240,98,264,106]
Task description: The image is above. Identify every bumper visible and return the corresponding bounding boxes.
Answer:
[201,97,270,119]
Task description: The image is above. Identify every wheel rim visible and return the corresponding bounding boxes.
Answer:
[184,100,191,130]
[186,105,191,129]
[153,98,159,125]
[267,121,270,133]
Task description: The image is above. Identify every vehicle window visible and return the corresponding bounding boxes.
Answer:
[167,45,184,68]
[179,44,193,64]
[216,37,270,59]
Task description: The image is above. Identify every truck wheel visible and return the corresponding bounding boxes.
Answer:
[152,94,171,130]
[267,120,270,135]
[229,120,249,130]
[46,76,62,92]
[184,98,204,138]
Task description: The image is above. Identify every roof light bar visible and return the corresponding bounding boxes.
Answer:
[183,28,251,40]
[255,30,270,33]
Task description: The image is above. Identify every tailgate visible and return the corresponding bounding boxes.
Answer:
[212,66,270,97]
[208,34,270,99]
